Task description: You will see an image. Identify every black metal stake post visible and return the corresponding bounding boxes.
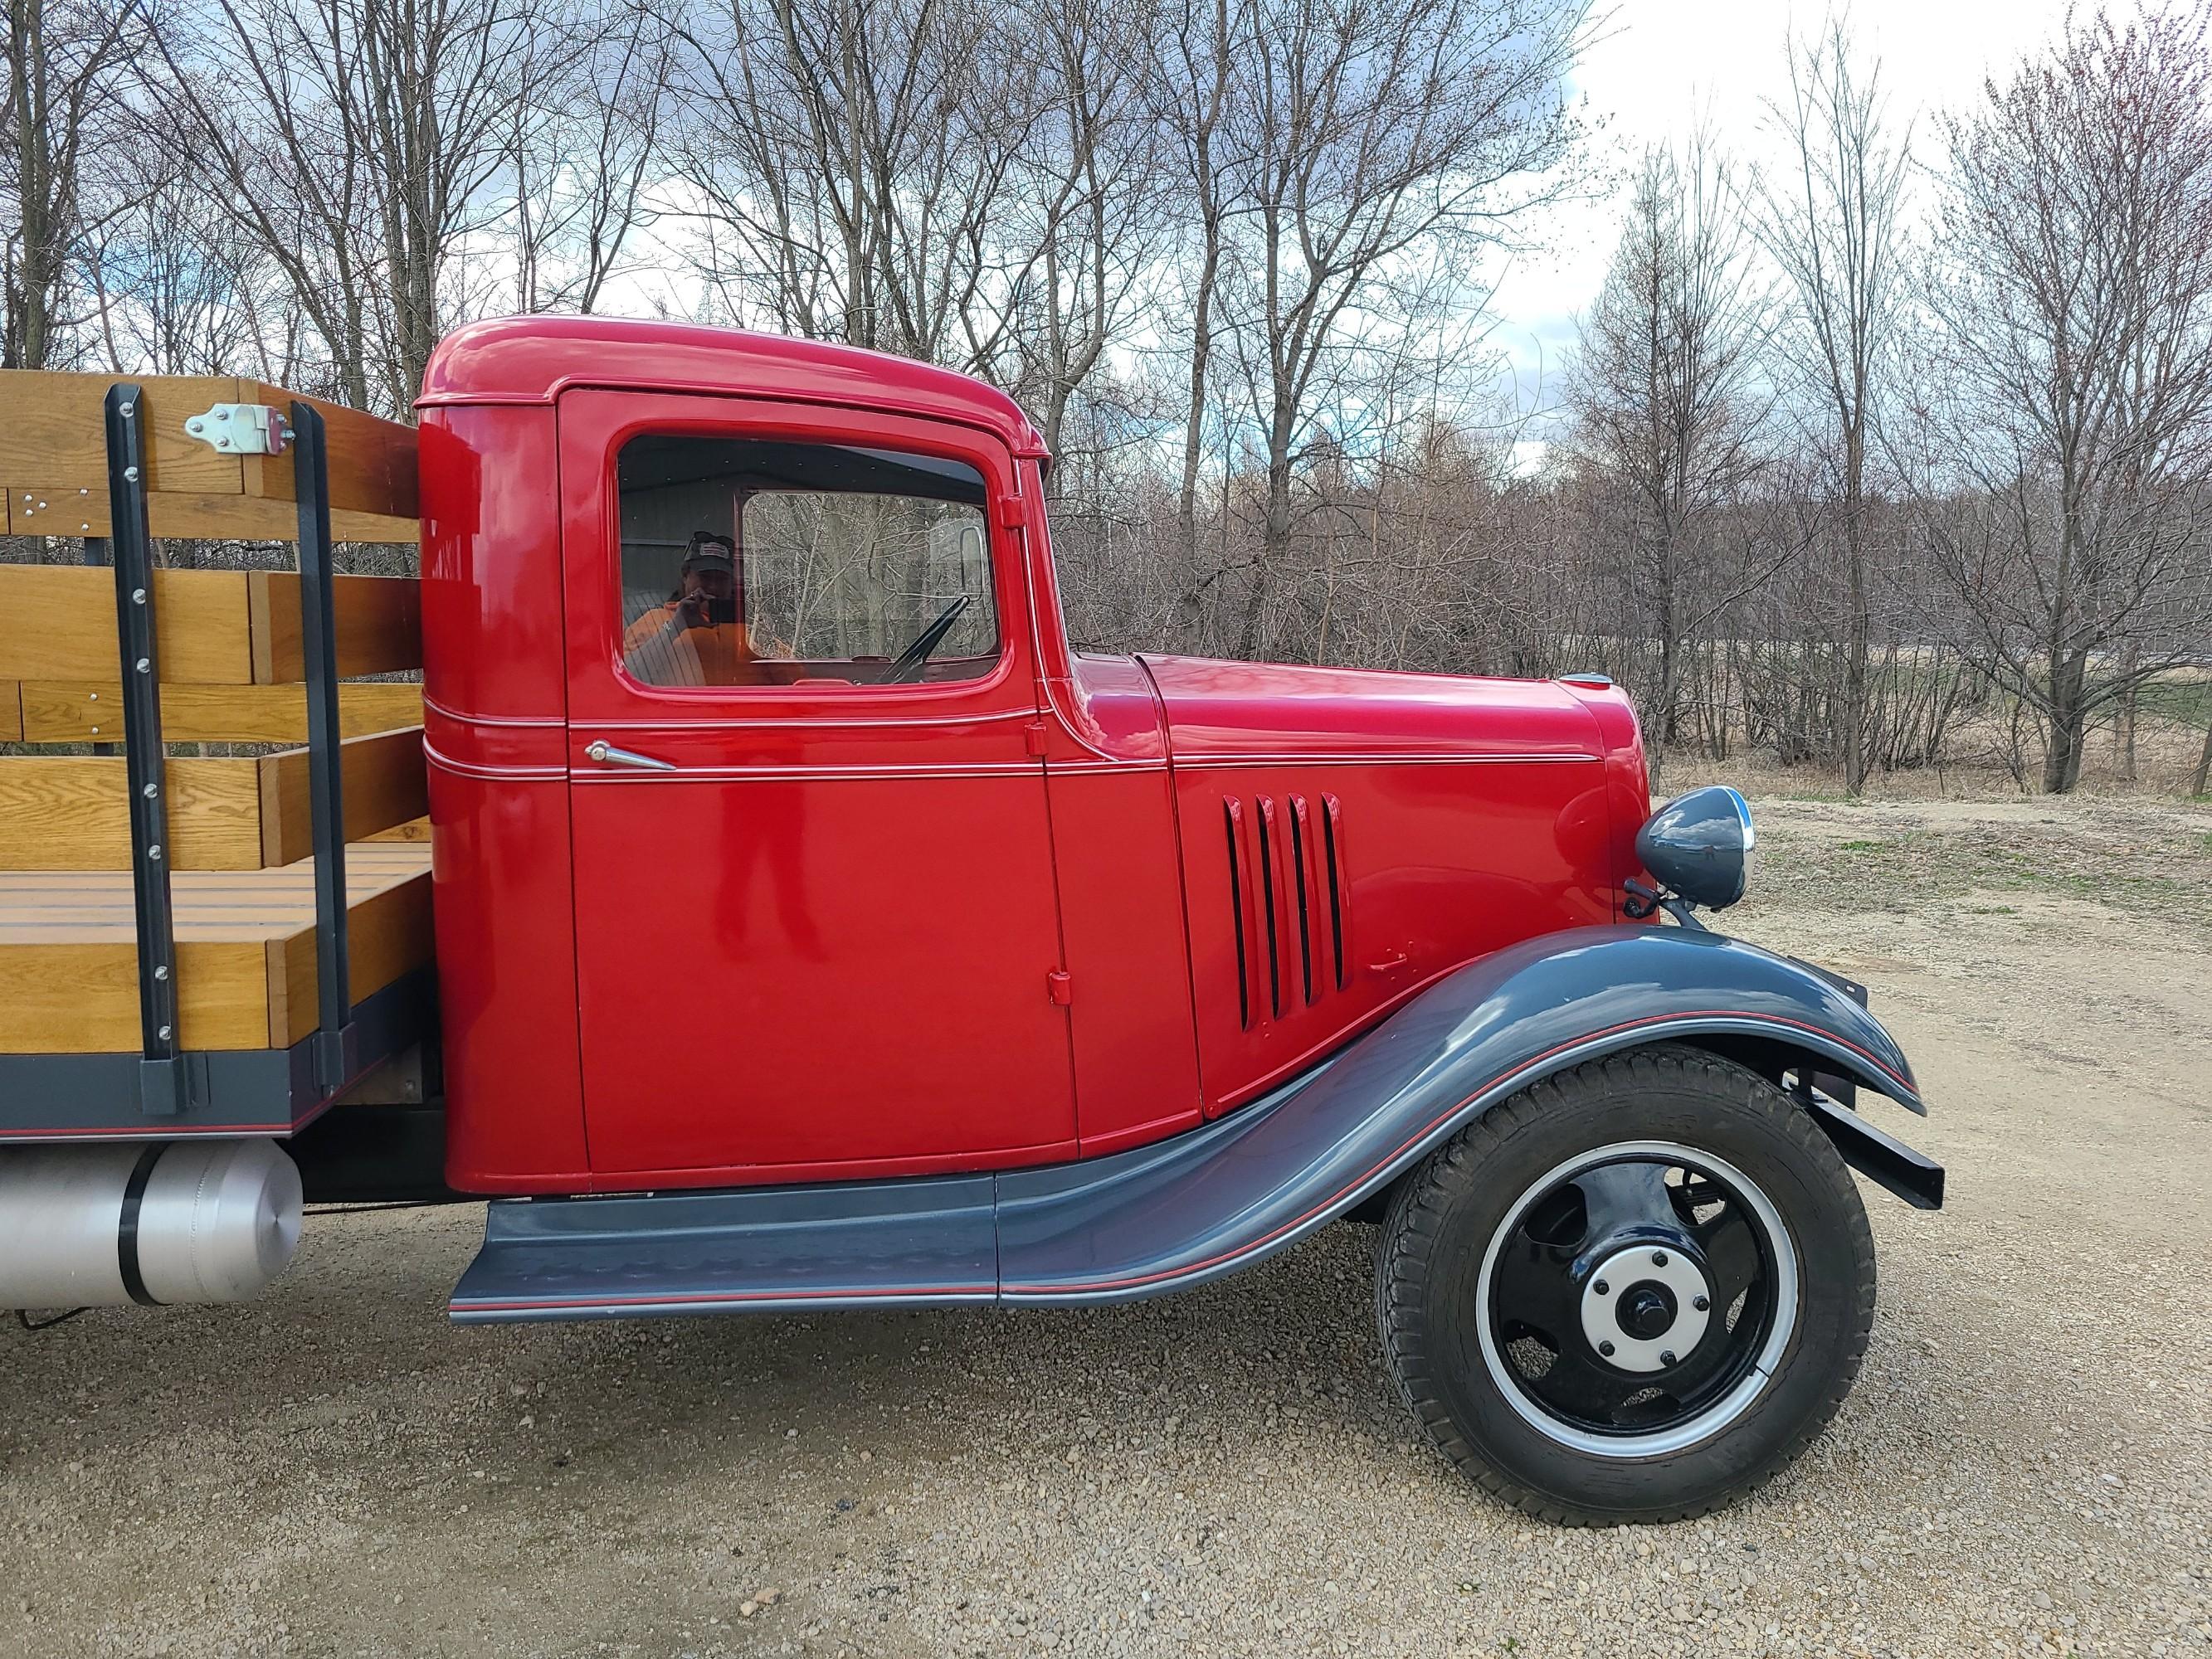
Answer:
[105,385,185,1117]
[292,401,356,1095]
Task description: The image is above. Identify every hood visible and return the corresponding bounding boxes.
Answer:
[1133,654,1609,765]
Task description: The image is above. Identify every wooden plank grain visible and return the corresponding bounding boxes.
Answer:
[242,382,419,521]
[0,937,274,1052]
[9,486,416,543]
[255,727,427,866]
[266,865,434,1046]
[0,566,258,683]
[17,679,422,744]
[248,572,421,682]
[0,372,248,498]
[0,682,19,744]
[0,753,266,868]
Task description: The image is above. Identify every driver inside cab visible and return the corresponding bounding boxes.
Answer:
[621,530,787,687]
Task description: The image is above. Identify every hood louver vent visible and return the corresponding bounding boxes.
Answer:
[1224,791,1350,1029]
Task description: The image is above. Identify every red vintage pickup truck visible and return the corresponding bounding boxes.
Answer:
[0,318,1941,1525]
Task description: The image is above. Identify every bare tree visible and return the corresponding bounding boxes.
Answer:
[1566,137,1770,747]
[1,0,145,368]
[1911,1,2212,792]
[1215,0,1587,658]
[1756,13,1911,793]
[149,0,557,412]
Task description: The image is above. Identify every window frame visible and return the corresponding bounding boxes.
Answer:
[578,394,1035,716]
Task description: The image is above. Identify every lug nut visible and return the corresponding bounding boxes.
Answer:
[1598,1340,1615,1358]
[1693,1295,1710,1311]
[1659,1350,1677,1366]
[1651,1251,1669,1267]
[1593,1279,1610,1295]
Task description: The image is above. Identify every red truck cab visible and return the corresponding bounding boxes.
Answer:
[417,317,1650,1194]
[4,321,1939,1525]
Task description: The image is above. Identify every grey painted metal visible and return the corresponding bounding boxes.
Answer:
[103,383,187,1117]
[0,970,436,1142]
[448,1175,998,1321]
[445,927,1937,1324]
[0,1137,303,1309]
[290,401,357,1095]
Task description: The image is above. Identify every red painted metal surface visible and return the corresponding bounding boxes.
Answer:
[416,318,1649,1196]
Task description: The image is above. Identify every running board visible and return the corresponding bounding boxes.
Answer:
[449,1175,997,1321]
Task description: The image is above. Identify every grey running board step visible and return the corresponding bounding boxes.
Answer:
[448,1175,996,1322]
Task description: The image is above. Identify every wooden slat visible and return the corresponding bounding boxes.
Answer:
[0,938,275,1052]
[7,484,417,543]
[0,753,266,868]
[0,841,431,1052]
[0,566,258,682]
[0,373,252,498]
[0,567,420,684]
[0,682,19,744]
[0,372,419,537]
[0,727,423,869]
[247,572,421,681]
[17,679,422,744]
[265,862,434,1045]
[242,381,420,521]
[256,728,427,866]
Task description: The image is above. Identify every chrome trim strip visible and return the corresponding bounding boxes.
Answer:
[421,695,566,728]
[572,708,1033,732]
[1172,752,1601,770]
[570,761,1045,782]
[423,742,566,781]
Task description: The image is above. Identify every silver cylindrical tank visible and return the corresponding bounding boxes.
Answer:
[0,1138,303,1309]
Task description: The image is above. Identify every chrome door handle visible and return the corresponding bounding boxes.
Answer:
[582,740,676,771]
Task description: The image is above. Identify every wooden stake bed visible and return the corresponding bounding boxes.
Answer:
[0,839,431,1053]
[0,372,435,1140]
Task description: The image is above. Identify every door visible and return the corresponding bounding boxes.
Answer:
[559,390,1074,1180]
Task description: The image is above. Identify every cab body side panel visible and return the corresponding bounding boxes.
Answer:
[417,406,588,1190]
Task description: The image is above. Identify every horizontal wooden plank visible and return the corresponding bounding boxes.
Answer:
[0,566,421,684]
[242,381,420,521]
[0,373,251,498]
[6,483,417,543]
[0,938,275,1051]
[266,862,434,1045]
[16,679,422,744]
[0,372,419,531]
[0,840,431,1052]
[249,572,421,681]
[257,729,427,866]
[0,752,266,868]
[0,566,258,682]
[0,728,422,870]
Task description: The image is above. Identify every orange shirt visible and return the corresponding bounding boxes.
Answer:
[621,604,763,687]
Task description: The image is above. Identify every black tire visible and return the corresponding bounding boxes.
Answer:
[1376,1044,1874,1525]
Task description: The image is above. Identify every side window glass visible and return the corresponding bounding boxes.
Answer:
[616,434,1001,689]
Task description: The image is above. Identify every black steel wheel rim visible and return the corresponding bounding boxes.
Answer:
[1479,1141,1793,1451]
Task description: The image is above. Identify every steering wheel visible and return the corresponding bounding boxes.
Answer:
[884,594,972,684]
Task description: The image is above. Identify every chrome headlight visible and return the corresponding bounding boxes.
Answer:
[1635,786,1755,911]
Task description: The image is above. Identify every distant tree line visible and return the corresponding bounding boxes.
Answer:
[5,0,2210,792]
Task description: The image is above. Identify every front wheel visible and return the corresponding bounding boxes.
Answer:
[1376,1045,1874,1525]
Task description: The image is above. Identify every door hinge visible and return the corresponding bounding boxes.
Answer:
[1046,970,1073,1006]
[1024,719,1049,757]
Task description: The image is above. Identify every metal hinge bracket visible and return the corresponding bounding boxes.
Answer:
[184,402,293,455]
[1047,970,1073,1006]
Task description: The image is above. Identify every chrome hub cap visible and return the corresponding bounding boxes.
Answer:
[1581,1244,1713,1372]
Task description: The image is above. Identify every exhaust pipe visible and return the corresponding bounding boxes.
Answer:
[0,1138,303,1310]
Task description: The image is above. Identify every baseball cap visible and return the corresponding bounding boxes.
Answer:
[683,531,735,570]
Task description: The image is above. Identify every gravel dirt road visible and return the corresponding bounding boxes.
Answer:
[3,792,2210,1659]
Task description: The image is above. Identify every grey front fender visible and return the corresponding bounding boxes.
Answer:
[999,925,1926,1304]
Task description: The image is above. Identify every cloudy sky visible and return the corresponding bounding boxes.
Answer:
[1487,0,2084,426]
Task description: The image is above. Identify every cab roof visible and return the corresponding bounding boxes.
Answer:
[418,315,1047,458]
